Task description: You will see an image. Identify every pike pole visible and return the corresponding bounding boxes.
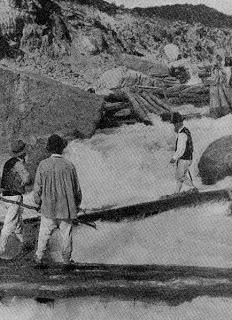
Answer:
[0,196,97,229]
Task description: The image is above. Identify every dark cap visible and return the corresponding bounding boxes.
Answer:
[11,139,27,157]
[171,112,183,124]
[46,134,67,153]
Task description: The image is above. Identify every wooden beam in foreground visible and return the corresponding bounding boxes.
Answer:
[0,261,232,304]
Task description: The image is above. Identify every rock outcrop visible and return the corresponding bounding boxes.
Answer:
[198,135,232,184]
[0,66,104,153]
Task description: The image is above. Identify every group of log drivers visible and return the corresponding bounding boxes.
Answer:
[0,134,82,267]
[0,112,196,267]
[1,52,230,267]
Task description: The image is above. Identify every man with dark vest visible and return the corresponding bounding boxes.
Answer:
[170,112,196,194]
[0,140,30,254]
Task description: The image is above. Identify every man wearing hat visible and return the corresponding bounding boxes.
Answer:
[0,140,30,254]
[33,134,82,266]
[170,112,196,194]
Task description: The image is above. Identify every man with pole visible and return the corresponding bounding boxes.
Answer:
[0,140,30,254]
[33,134,82,267]
[169,112,197,194]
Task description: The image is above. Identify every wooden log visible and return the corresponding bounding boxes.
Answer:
[136,85,165,97]
[165,84,189,96]
[148,92,171,112]
[180,85,209,96]
[136,85,163,90]
[168,95,209,106]
[132,92,152,116]
[104,102,131,112]
[121,88,152,124]
[139,92,168,114]
[1,259,232,303]
[77,188,230,223]
[133,93,158,114]
[21,188,230,226]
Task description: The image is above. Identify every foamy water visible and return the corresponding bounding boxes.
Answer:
[1,296,232,320]
[1,114,232,318]
[64,113,232,209]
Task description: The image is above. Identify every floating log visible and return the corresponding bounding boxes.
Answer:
[2,257,232,303]
[77,188,230,223]
[20,188,230,226]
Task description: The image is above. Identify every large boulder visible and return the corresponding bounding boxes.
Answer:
[0,66,104,153]
[198,135,232,185]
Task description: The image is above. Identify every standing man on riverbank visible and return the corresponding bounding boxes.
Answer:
[170,112,196,194]
[0,140,30,254]
[33,134,82,266]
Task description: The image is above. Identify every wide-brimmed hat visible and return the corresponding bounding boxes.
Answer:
[11,139,27,157]
[171,112,183,124]
[46,134,67,153]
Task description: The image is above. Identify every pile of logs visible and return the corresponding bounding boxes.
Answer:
[122,87,171,124]
[101,87,172,127]
[135,83,209,105]
[100,71,210,127]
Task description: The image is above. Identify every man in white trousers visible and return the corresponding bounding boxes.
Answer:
[170,112,197,194]
[33,134,82,267]
[0,140,30,254]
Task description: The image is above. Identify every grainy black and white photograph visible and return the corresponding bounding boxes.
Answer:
[0,0,232,319]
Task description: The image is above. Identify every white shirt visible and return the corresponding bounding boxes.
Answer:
[51,154,63,158]
[172,126,188,161]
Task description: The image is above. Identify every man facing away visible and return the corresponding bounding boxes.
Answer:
[169,112,197,194]
[0,140,30,254]
[33,134,82,266]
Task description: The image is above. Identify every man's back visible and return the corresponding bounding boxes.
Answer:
[34,155,82,220]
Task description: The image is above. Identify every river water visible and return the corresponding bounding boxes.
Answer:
[1,114,232,319]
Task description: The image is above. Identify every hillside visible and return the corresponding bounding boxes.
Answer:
[132,4,232,29]
[0,1,232,90]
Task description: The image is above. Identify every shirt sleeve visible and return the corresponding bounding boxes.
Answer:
[33,164,42,206]
[72,166,82,207]
[14,160,30,186]
[173,132,187,161]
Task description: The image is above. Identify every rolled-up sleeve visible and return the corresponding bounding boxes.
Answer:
[33,164,42,206]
